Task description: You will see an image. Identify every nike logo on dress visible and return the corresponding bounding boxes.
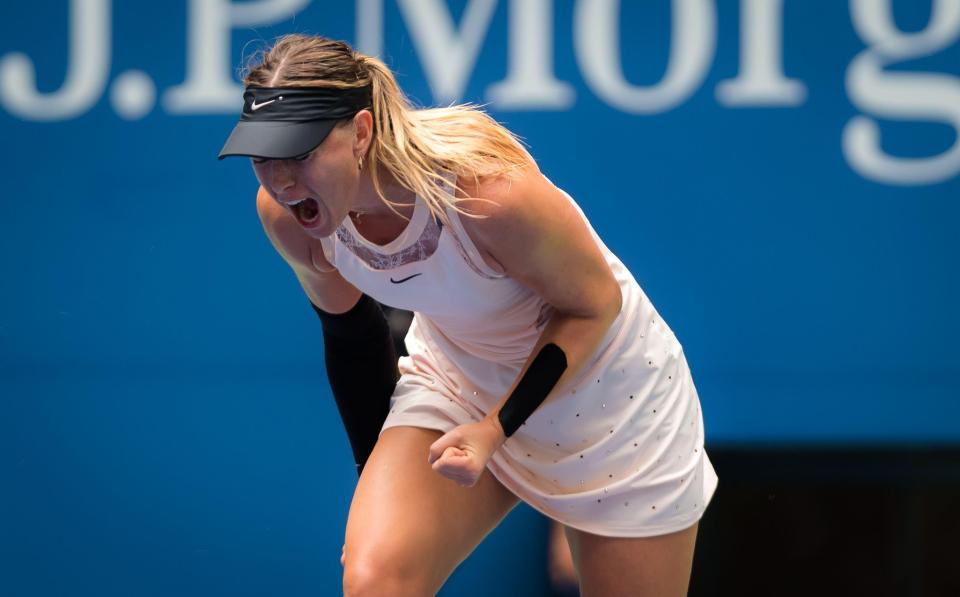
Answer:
[390,273,423,284]
[250,99,277,111]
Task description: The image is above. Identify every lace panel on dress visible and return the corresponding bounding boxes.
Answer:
[335,215,443,270]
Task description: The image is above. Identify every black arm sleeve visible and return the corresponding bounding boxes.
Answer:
[311,294,399,476]
[497,343,568,437]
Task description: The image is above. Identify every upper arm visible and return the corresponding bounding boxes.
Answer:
[457,167,622,320]
[255,186,361,313]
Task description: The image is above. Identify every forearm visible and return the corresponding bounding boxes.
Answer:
[486,296,622,437]
[313,295,399,475]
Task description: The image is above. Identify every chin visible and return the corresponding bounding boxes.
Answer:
[304,223,335,240]
[307,210,347,239]
[298,202,343,239]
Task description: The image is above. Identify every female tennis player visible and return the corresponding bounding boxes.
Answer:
[219,34,718,597]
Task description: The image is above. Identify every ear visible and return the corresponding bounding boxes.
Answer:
[352,109,374,159]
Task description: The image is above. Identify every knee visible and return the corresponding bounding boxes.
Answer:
[342,550,435,597]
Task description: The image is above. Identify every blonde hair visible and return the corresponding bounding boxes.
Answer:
[242,34,530,223]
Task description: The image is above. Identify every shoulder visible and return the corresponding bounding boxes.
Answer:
[453,163,620,317]
[453,163,585,273]
[455,162,549,231]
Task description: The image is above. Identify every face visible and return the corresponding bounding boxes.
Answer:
[251,113,370,239]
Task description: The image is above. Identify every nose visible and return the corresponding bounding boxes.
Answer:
[262,161,297,202]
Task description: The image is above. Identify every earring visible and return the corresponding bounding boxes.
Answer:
[358,155,363,171]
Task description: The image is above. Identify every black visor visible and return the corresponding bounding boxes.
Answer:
[218,85,372,160]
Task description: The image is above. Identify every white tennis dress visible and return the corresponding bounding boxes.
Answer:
[318,178,718,537]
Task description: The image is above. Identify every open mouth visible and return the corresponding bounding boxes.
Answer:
[289,197,321,226]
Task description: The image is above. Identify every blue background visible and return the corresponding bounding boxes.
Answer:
[2,1,958,595]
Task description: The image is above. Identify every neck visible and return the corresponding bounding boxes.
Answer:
[352,164,416,217]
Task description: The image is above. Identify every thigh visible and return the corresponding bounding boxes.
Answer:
[343,425,520,595]
[564,522,699,597]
